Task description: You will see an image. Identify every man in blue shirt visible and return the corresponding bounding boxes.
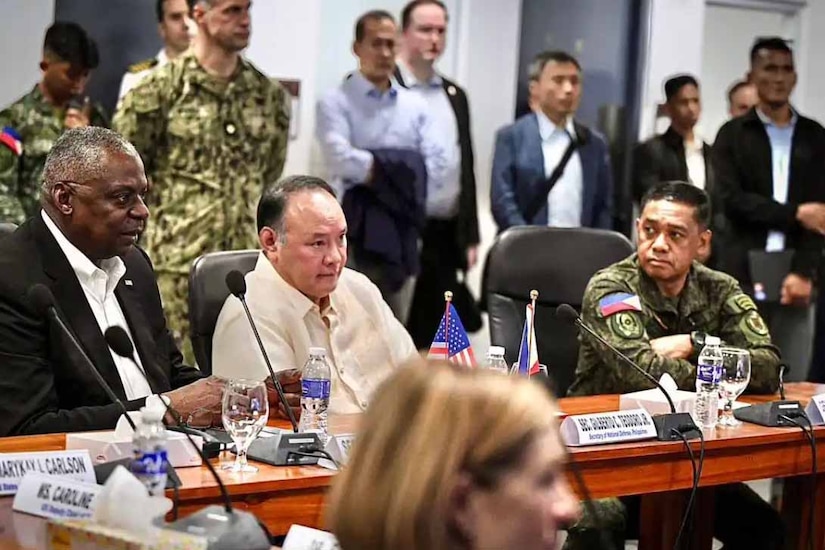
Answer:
[316,9,447,324]
[713,37,825,382]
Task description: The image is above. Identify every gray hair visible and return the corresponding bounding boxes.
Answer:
[256,175,337,244]
[42,127,141,201]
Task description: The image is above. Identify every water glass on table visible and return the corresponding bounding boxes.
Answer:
[718,347,751,428]
[221,379,269,472]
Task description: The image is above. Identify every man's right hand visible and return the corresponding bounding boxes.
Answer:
[796,203,825,234]
[267,369,302,422]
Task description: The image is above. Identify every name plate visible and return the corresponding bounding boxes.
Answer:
[320,433,355,470]
[13,472,101,520]
[0,450,95,495]
[283,525,341,550]
[561,408,657,446]
[804,393,825,425]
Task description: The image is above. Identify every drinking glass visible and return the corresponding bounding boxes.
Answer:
[718,347,751,428]
[221,379,268,472]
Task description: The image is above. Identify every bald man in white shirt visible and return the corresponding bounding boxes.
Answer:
[212,175,418,416]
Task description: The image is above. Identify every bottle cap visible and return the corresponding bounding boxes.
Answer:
[705,336,721,346]
[487,345,505,356]
[308,347,327,357]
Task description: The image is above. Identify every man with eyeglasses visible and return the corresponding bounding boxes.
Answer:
[0,127,239,437]
[0,22,108,225]
[212,176,417,416]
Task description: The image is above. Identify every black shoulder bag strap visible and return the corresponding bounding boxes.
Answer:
[524,123,590,222]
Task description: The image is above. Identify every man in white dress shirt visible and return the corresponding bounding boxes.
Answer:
[117,0,193,101]
[212,175,419,415]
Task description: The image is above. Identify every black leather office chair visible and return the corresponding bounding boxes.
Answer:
[484,226,634,396]
[188,250,258,375]
[0,223,17,237]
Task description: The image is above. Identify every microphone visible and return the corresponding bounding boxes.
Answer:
[225,270,322,466]
[104,326,270,549]
[225,270,298,433]
[556,303,698,441]
[27,284,137,432]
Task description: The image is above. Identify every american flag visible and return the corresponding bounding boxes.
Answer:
[428,303,477,367]
[517,303,541,376]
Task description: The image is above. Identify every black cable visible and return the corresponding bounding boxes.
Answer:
[780,413,816,550]
[565,453,619,550]
[286,449,341,469]
[670,428,705,550]
[171,484,180,521]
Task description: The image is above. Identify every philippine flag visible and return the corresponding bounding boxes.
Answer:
[0,127,22,157]
[517,304,540,376]
[598,292,642,317]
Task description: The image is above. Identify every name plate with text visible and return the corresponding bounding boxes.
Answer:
[804,393,825,425]
[561,408,657,446]
[0,450,95,495]
[13,472,101,520]
[319,433,356,470]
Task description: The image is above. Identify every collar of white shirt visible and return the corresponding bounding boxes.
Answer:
[255,253,339,319]
[40,210,126,298]
[395,59,443,88]
[755,105,798,128]
[536,110,575,142]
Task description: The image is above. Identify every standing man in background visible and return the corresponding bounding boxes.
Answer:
[0,22,108,224]
[490,50,613,232]
[713,37,825,381]
[394,0,481,348]
[727,79,759,119]
[114,0,290,362]
[316,10,447,325]
[117,0,194,101]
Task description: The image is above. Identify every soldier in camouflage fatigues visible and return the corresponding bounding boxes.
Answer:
[564,182,784,549]
[0,22,107,224]
[113,1,290,363]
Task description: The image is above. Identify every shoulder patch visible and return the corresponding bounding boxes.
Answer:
[609,311,644,339]
[128,58,159,73]
[725,293,757,314]
[741,310,770,338]
[599,292,642,317]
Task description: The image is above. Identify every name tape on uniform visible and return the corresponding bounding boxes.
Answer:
[13,472,101,520]
[804,394,825,425]
[561,408,657,446]
[0,450,95,495]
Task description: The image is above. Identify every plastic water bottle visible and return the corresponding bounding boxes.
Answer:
[130,406,168,496]
[299,347,331,443]
[485,346,509,375]
[694,335,723,428]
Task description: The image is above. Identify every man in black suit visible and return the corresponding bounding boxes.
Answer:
[0,126,225,436]
[394,0,481,348]
[713,37,825,381]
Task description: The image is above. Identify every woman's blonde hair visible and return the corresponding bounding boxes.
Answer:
[325,361,560,549]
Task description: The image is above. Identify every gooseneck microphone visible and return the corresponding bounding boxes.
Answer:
[104,326,270,549]
[556,303,698,441]
[225,270,299,433]
[27,284,137,432]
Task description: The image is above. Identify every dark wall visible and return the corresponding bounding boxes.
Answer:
[54,0,162,117]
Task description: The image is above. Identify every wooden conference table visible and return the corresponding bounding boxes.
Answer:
[0,382,822,550]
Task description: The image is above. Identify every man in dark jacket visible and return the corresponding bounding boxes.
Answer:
[713,37,825,381]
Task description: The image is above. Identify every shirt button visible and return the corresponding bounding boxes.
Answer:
[225,123,236,135]
[360,400,368,408]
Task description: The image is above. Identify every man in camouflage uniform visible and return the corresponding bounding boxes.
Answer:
[565,182,784,549]
[113,0,290,362]
[0,22,107,224]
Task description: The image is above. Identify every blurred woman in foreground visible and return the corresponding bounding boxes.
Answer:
[326,361,580,549]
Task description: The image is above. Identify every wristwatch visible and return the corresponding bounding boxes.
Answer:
[690,331,707,353]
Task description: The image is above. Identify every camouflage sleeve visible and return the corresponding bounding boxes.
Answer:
[112,75,167,174]
[717,289,780,394]
[0,106,26,224]
[577,276,695,393]
[264,80,290,185]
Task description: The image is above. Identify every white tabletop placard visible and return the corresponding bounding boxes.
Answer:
[12,472,101,520]
[805,393,825,425]
[0,450,95,495]
[561,408,657,446]
[283,525,341,550]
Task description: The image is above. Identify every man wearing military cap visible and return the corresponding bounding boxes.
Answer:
[564,181,784,549]
[114,0,290,362]
[0,21,108,224]
[117,0,194,100]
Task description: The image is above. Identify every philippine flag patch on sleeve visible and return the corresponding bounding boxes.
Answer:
[598,292,642,317]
